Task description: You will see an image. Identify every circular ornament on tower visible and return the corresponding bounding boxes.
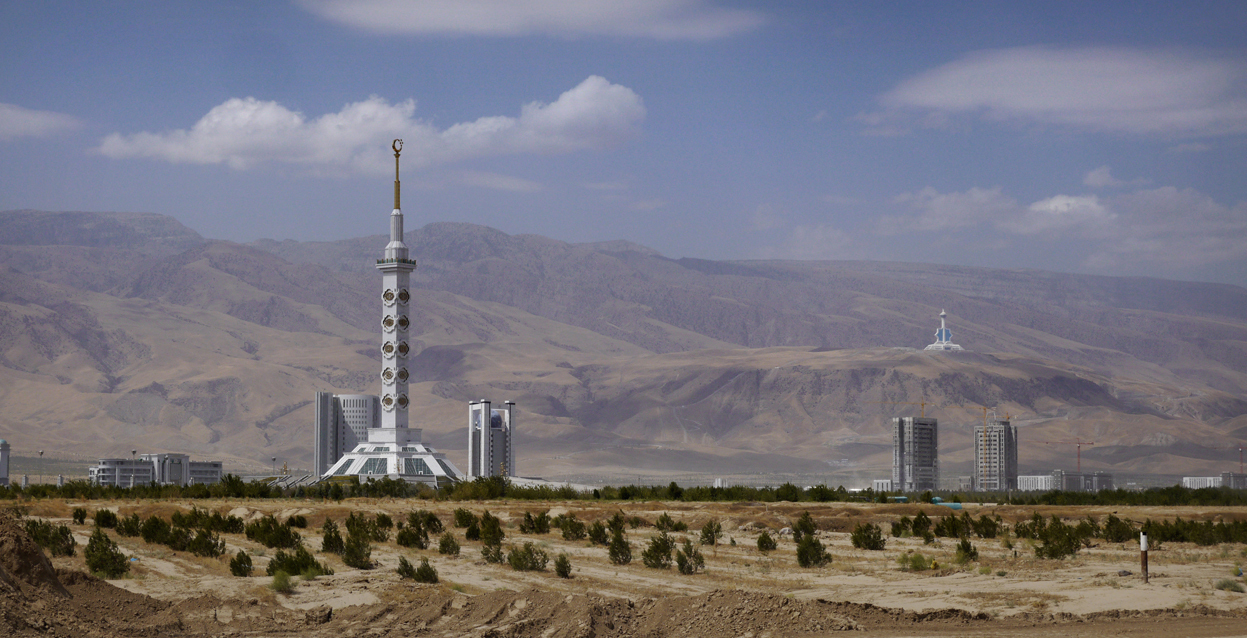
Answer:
[382,289,397,306]
[383,315,396,332]
[396,367,409,382]
[397,289,410,305]
[396,394,409,409]
[381,367,395,382]
[381,341,395,358]
[381,394,395,411]
[397,315,409,331]
[396,341,409,357]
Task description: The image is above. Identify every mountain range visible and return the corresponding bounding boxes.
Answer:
[2,209,1245,485]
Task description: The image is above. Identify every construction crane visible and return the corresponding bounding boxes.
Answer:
[868,400,933,418]
[1039,439,1097,474]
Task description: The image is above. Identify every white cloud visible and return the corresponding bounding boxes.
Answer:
[299,0,763,40]
[869,47,1247,137]
[1083,165,1149,188]
[884,186,1017,233]
[1005,194,1116,235]
[457,170,543,192]
[0,103,81,141]
[96,76,645,173]
[1089,187,1247,270]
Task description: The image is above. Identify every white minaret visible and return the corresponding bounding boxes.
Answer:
[924,308,964,351]
[377,139,416,430]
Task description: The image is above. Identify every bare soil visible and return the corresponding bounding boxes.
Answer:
[6,500,1247,637]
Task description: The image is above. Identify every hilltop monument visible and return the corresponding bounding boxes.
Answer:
[924,309,964,351]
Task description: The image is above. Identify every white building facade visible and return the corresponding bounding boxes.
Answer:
[974,418,1018,491]
[1182,476,1222,489]
[1017,474,1054,491]
[88,453,222,487]
[893,417,939,492]
[467,400,515,478]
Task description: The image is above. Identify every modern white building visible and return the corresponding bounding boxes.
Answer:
[893,417,939,492]
[974,417,1018,491]
[313,393,379,476]
[88,453,223,487]
[318,140,462,487]
[0,439,10,487]
[924,309,964,351]
[1017,474,1054,491]
[1183,476,1222,489]
[872,478,893,492]
[467,400,515,478]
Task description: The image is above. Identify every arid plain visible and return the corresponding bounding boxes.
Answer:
[7,497,1247,637]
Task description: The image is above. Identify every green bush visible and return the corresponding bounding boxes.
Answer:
[796,534,831,568]
[850,523,886,551]
[1035,517,1082,560]
[481,542,505,564]
[558,514,587,541]
[479,511,504,546]
[374,513,393,530]
[775,482,801,502]
[267,546,333,577]
[72,507,87,525]
[465,519,481,541]
[345,512,387,543]
[270,570,293,593]
[397,556,416,579]
[507,542,549,571]
[911,511,931,536]
[245,515,301,549]
[453,508,477,528]
[286,515,308,528]
[116,513,141,537]
[396,524,429,549]
[608,528,632,565]
[1101,514,1137,543]
[897,551,930,572]
[25,519,76,557]
[342,533,372,569]
[554,553,572,578]
[757,530,777,552]
[954,538,979,564]
[140,515,171,544]
[655,513,687,532]
[84,528,129,578]
[792,512,817,543]
[518,511,552,534]
[438,532,460,556]
[675,538,704,575]
[410,510,443,534]
[320,520,345,554]
[186,529,226,557]
[1214,579,1245,593]
[94,509,118,529]
[229,551,253,576]
[699,519,722,547]
[397,557,438,583]
[642,532,675,569]
[588,521,609,545]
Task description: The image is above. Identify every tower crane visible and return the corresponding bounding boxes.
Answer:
[1038,439,1096,474]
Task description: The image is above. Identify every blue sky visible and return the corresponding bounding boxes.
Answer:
[2,1,1246,285]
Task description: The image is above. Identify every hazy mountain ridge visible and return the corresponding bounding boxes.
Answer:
[0,210,1244,480]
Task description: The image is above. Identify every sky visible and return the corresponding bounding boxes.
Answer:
[2,1,1246,286]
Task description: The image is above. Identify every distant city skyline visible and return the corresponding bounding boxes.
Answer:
[2,1,1245,286]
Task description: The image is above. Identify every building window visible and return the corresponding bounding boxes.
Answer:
[360,458,388,474]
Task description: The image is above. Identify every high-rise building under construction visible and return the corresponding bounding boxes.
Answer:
[893,417,939,492]
[973,417,1018,491]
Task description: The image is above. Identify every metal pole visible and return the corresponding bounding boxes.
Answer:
[1140,532,1149,584]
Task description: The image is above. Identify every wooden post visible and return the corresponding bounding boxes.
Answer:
[1140,531,1149,584]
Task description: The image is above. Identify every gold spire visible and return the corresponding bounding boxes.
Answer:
[392,139,403,210]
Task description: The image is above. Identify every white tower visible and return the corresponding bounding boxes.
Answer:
[377,139,416,429]
[924,309,964,351]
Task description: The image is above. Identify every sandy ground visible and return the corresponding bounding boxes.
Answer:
[11,499,1247,637]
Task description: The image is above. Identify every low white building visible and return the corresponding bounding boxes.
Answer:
[1017,474,1055,491]
[88,453,223,487]
[872,479,893,492]
[1182,476,1222,489]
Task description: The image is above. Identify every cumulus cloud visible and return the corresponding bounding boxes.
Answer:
[1083,165,1149,188]
[864,47,1247,137]
[0,103,81,141]
[1004,194,1116,235]
[96,76,645,173]
[299,0,763,40]
[1088,187,1247,270]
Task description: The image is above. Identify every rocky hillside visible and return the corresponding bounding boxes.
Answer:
[1,209,1244,483]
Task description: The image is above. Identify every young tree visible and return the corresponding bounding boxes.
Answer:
[699,519,723,548]
[792,511,817,542]
[675,538,705,575]
[229,550,253,577]
[321,520,345,554]
[84,528,129,578]
[554,553,572,578]
[641,532,676,569]
[438,532,460,556]
[757,530,777,552]
[796,534,831,568]
[850,522,886,550]
[608,528,632,565]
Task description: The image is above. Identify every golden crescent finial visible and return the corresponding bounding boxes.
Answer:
[393,139,403,155]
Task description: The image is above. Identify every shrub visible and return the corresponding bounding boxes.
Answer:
[607,512,627,534]
[267,546,333,577]
[792,512,817,543]
[342,533,373,569]
[608,528,632,565]
[1101,514,1137,543]
[954,538,979,564]
[321,520,345,554]
[482,543,505,564]
[410,510,443,534]
[345,512,387,543]
[396,556,415,579]
[560,515,587,541]
[116,514,141,537]
[438,532,460,556]
[1035,517,1082,560]
[401,557,438,583]
[675,538,704,575]
[479,511,504,546]
[699,519,722,547]
[796,534,831,568]
[140,515,171,544]
[775,482,801,502]
[519,511,552,534]
[655,513,687,532]
[453,508,477,528]
[588,521,609,545]
[554,553,572,578]
[891,518,910,538]
[911,511,931,537]
[286,515,308,528]
[72,508,87,525]
[642,532,676,569]
[850,523,886,551]
[229,550,253,577]
[374,513,393,530]
[508,542,549,571]
[270,570,293,593]
[465,519,481,541]
[757,530,777,552]
[94,509,118,529]
[84,528,129,578]
[1214,579,1245,593]
[396,524,429,549]
[25,519,76,557]
[897,551,930,572]
[186,529,226,557]
[245,515,301,549]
